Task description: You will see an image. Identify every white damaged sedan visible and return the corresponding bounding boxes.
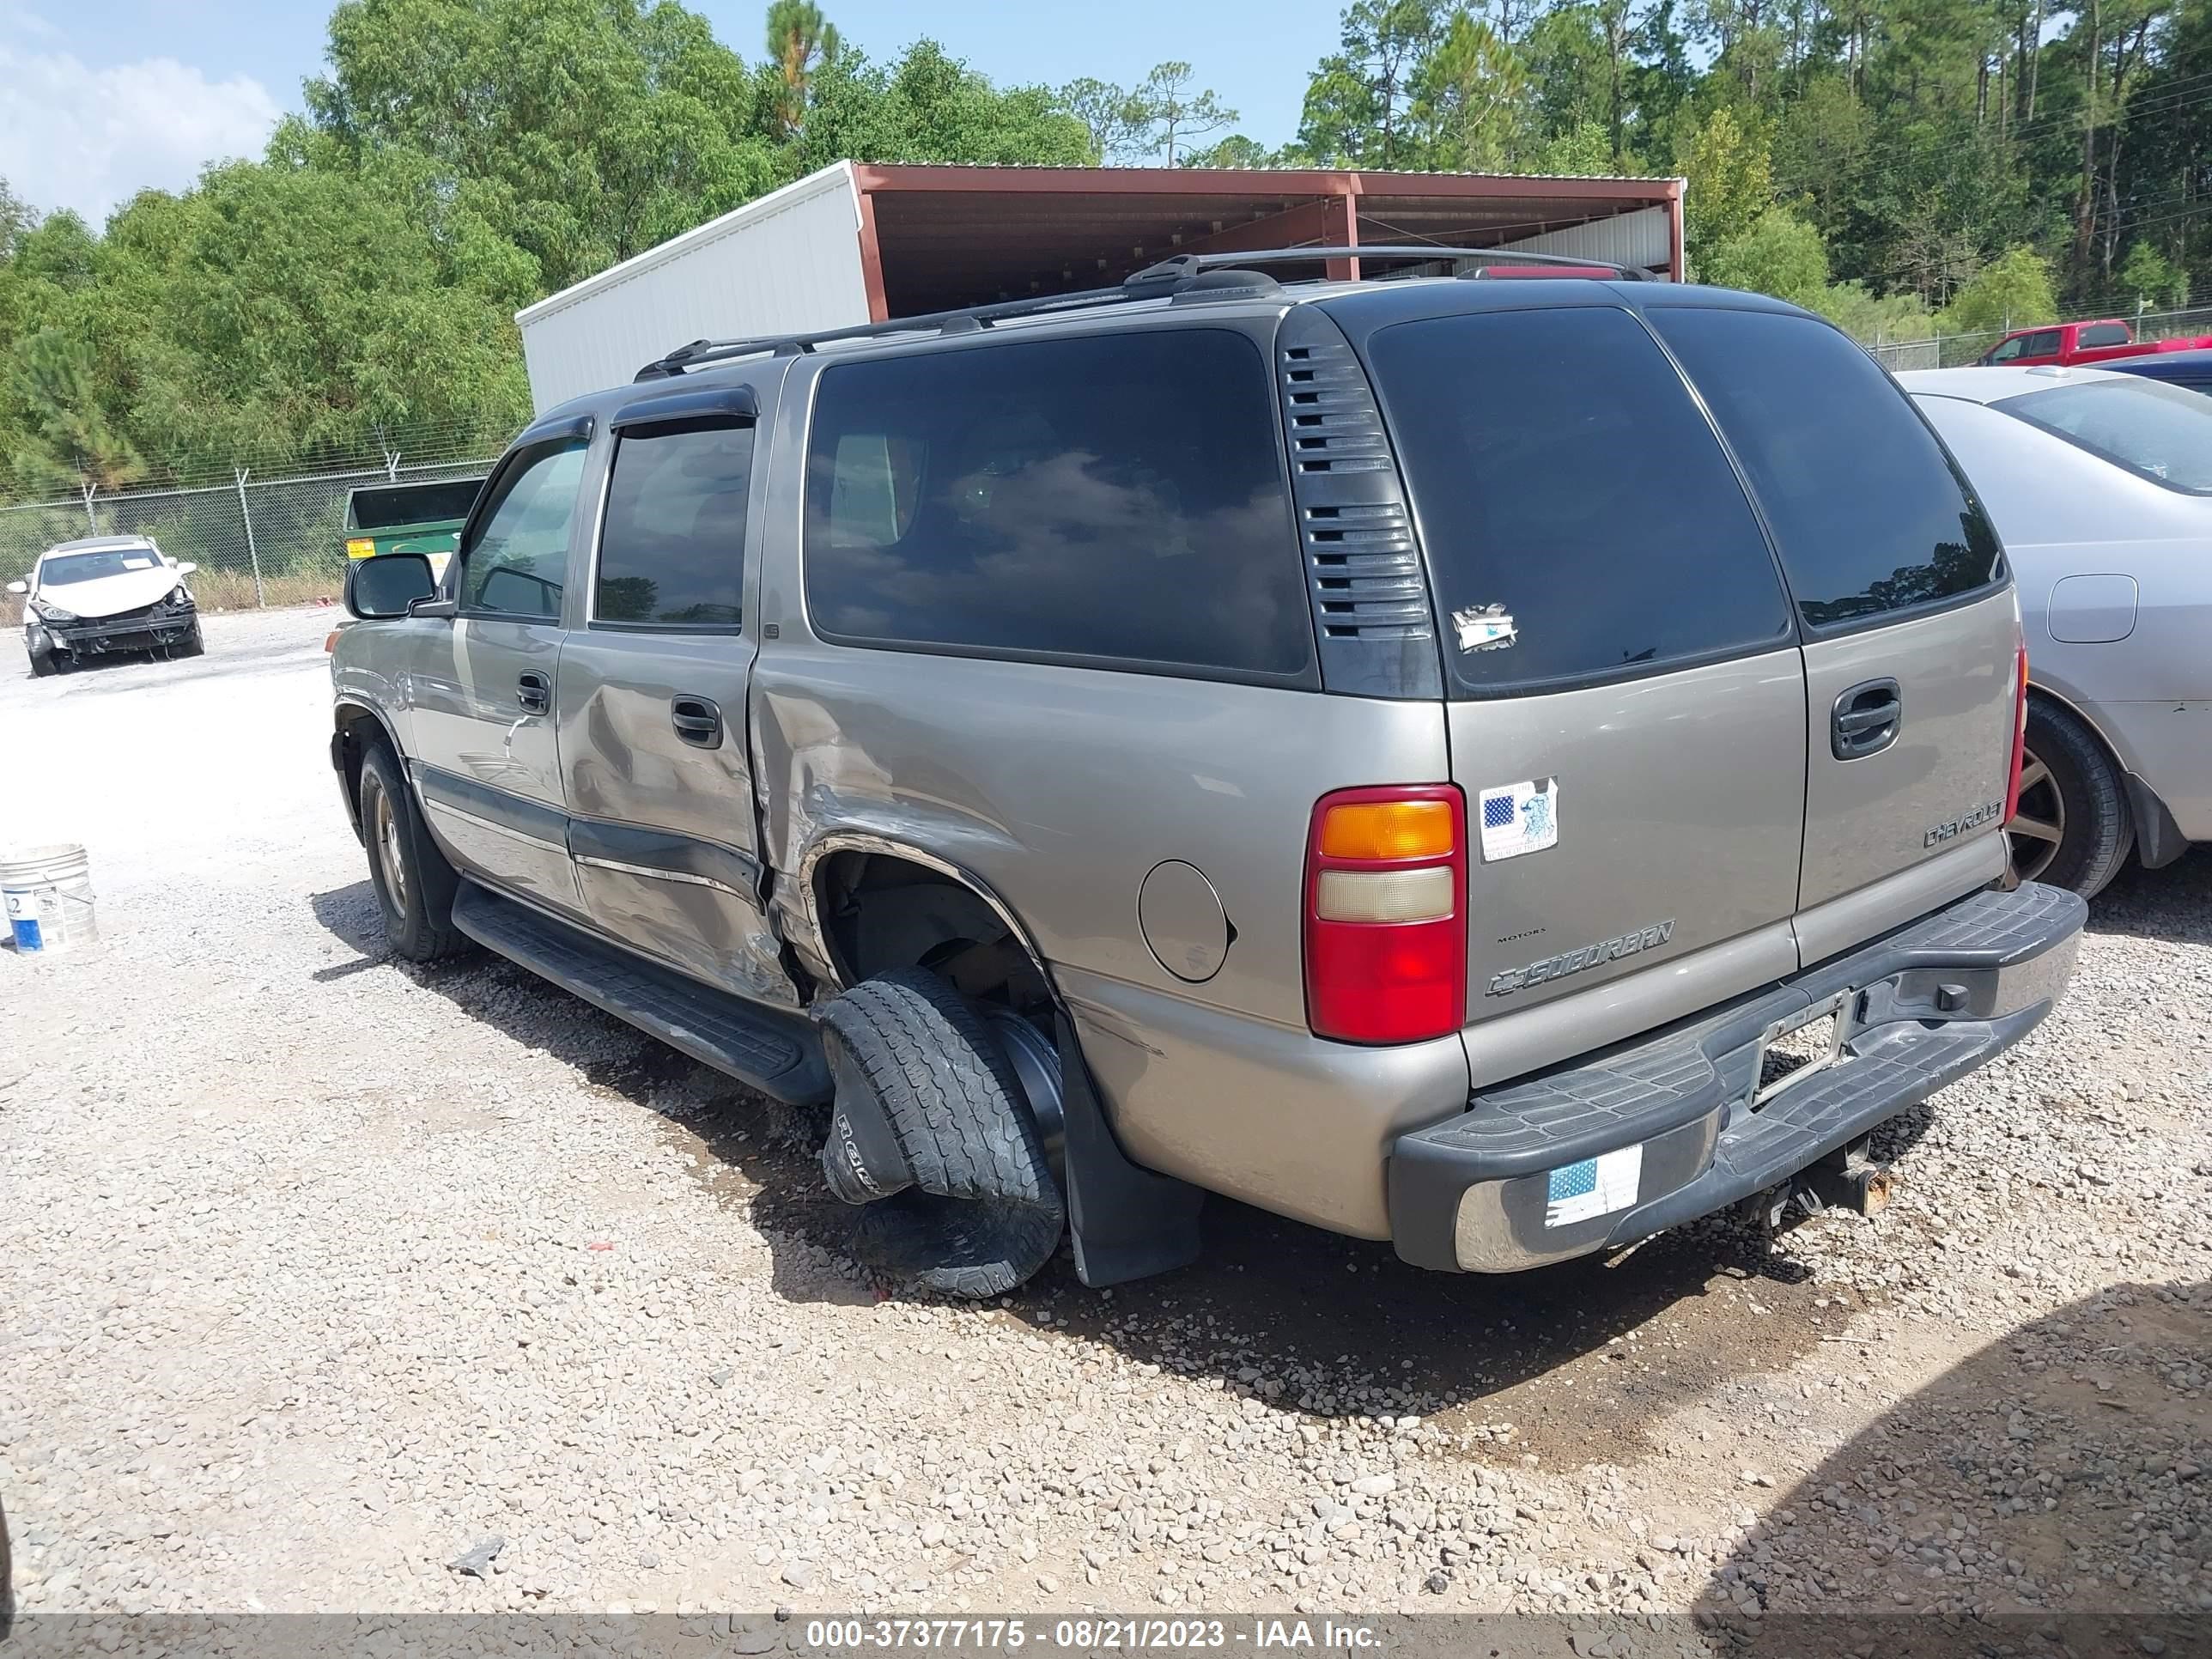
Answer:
[8,535,204,678]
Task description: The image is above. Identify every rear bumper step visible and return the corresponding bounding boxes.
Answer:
[1389,881,2087,1273]
[450,880,830,1105]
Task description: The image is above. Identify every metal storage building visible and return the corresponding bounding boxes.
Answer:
[515,159,1686,411]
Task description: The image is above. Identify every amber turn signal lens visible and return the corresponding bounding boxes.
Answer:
[1318,799,1455,861]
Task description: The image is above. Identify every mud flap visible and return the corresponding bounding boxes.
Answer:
[1053,1009,1205,1287]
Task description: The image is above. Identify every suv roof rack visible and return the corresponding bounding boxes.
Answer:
[634,244,1644,381]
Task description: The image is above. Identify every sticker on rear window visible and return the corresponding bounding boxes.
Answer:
[123,556,155,569]
[1451,603,1516,653]
[1478,778,1559,862]
[1545,1145,1641,1228]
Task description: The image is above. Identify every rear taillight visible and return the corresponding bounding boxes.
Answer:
[2003,640,2029,823]
[1304,785,1467,1044]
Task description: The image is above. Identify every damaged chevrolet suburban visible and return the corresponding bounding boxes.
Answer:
[328,249,2086,1297]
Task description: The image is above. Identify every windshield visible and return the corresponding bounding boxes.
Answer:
[39,547,164,586]
[1995,378,2212,493]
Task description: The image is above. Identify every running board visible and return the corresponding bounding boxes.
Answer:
[450,881,830,1104]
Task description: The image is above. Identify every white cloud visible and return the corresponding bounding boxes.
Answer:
[0,34,282,223]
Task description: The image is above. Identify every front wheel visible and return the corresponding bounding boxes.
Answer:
[2008,700,2133,897]
[173,620,204,659]
[27,645,56,678]
[357,739,467,962]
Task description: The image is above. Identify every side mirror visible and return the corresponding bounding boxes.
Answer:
[174,562,198,576]
[344,552,437,621]
[4,580,25,596]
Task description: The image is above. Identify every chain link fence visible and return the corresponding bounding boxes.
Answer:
[1865,301,2212,370]
[1,427,514,626]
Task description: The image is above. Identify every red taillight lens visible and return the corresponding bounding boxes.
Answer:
[1304,784,1467,1044]
[2003,641,2029,823]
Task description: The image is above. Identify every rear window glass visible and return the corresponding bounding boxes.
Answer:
[594,422,751,627]
[1650,308,2003,628]
[349,480,483,530]
[802,329,1312,681]
[1996,377,2212,494]
[1364,306,1792,694]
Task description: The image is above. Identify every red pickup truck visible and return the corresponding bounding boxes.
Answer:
[1978,318,2212,366]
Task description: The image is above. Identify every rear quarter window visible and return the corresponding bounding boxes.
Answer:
[801,328,1313,682]
[1364,304,1794,695]
[1650,308,2004,629]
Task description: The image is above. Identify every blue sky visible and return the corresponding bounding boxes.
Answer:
[0,0,1342,223]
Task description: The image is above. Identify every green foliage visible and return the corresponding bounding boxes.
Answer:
[11,0,2212,501]
[0,4,1093,498]
[1700,207,1829,304]
[766,1,841,134]
[1184,135,1295,169]
[1813,281,1936,344]
[793,41,1091,172]
[1131,63,1237,166]
[2120,241,2190,309]
[1060,77,1152,163]
[1677,106,1773,256]
[1937,246,2061,335]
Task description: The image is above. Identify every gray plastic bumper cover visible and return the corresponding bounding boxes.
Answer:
[1389,880,2087,1273]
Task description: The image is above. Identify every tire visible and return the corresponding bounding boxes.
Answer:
[2010,698,2134,897]
[818,969,1065,1298]
[27,647,55,678]
[174,620,204,659]
[357,738,468,962]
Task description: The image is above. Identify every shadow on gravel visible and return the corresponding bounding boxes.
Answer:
[2085,845,2212,947]
[1698,1279,2212,1655]
[307,878,1936,1460]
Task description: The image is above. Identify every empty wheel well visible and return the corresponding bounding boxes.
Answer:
[333,704,396,838]
[816,852,1053,1020]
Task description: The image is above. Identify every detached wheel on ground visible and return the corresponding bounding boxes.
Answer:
[2009,699,2133,897]
[817,968,1065,1298]
[356,738,468,962]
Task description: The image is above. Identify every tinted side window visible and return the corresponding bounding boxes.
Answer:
[1650,309,2003,628]
[2024,330,2063,356]
[1364,306,1792,694]
[2078,322,2130,348]
[594,422,751,628]
[803,330,1311,680]
[461,441,587,619]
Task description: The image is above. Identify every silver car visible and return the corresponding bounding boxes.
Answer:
[1903,366,2212,895]
[325,254,2084,1297]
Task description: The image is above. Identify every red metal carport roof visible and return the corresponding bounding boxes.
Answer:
[850,163,1685,319]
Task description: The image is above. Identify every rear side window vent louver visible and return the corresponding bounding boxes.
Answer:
[1276,307,1443,699]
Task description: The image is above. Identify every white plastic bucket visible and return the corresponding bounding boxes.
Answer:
[2,842,97,954]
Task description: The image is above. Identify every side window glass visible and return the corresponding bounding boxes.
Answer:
[1984,337,2022,364]
[593,422,752,628]
[1363,305,1792,693]
[801,330,1311,679]
[460,441,587,619]
[2025,330,2063,357]
[2078,323,2129,348]
[1651,308,2004,627]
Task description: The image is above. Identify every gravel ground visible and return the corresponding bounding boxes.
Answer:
[1,606,2207,1632]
